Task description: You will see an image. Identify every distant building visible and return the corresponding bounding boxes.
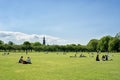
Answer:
[43,36,46,45]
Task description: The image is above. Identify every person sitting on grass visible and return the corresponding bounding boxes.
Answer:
[18,56,27,64]
[102,55,106,61]
[18,56,24,63]
[26,57,32,64]
[96,54,100,61]
[105,54,108,61]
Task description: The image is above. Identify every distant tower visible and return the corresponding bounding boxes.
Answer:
[43,36,46,45]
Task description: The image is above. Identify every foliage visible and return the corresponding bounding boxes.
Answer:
[0,33,120,52]
[115,32,120,40]
[108,37,120,52]
[97,36,112,52]
[87,39,98,51]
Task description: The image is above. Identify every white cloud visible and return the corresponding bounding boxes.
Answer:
[0,31,76,45]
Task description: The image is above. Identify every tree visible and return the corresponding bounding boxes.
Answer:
[32,42,42,52]
[8,41,14,45]
[7,41,15,51]
[12,45,20,52]
[32,42,41,46]
[97,36,112,52]
[23,41,31,54]
[0,40,4,51]
[87,39,98,51]
[3,43,9,52]
[0,40,4,45]
[115,32,120,40]
[108,37,120,52]
[76,44,82,52]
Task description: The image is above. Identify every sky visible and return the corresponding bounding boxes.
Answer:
[0,0,120,45]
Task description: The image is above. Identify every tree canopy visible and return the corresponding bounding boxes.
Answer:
[0,32,120,52]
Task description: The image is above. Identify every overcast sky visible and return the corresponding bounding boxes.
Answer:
[0,0,120,45]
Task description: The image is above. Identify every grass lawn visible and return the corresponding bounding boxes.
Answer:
[0,52,120,80]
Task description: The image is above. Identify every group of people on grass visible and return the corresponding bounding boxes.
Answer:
[2,52,9,56]
[18,56,32,64]
[101,55,108,61]
[96,53,110,61]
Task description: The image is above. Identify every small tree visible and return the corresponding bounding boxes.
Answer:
[23,41,31,54]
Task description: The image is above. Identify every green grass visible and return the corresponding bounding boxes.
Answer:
[0,52,120,80]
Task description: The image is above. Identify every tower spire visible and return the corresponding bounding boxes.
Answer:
[43,36,46,45]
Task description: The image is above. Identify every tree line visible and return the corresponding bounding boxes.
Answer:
[0,32,120,52]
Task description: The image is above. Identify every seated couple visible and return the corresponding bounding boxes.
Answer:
[19,56,32,64]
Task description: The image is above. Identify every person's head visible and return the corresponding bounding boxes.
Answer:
[21,56,23,58]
